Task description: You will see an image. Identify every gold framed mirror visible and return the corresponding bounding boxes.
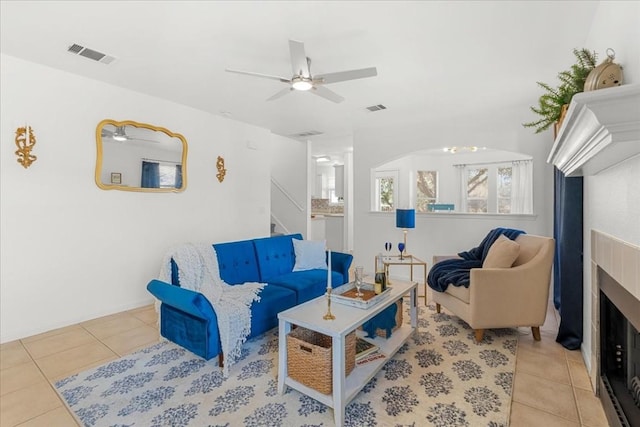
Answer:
[95,119,187,192]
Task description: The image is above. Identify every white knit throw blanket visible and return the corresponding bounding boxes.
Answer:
[158,243,264,377]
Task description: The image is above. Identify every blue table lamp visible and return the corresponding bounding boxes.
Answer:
[396,208,415,257]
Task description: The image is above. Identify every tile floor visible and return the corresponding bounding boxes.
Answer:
[0,297,609,426]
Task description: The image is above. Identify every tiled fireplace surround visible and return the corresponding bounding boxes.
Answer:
[589,230,640,424]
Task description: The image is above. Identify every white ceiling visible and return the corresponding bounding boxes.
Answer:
[0,1,600,157]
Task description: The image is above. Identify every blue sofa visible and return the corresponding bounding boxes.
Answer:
[147,233,353,361]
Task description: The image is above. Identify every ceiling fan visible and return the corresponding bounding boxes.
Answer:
[225,40,377,103]
[101,126,159,143]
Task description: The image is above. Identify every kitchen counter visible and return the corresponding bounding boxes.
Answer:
[311,212,344,217]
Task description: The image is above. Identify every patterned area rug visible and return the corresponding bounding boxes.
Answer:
[55,302,517,426]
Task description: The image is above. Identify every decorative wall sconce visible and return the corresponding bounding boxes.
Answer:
[15,125,37,168]
[216,156,227,183]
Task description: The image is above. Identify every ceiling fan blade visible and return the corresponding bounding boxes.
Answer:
[266,87,294,101]
[225,68,290,83]
[314,67,378,84]
[310,85,345,103]
[289,40,310,78]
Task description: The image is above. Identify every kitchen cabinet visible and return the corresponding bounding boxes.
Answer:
[310,216,326,241]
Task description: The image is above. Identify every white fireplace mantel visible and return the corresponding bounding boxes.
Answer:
[547,83,640,176]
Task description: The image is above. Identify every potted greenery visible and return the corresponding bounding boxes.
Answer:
[523,48,598,134]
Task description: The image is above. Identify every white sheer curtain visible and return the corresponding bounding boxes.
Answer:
[455,164,467,213]
[511,160,533,214]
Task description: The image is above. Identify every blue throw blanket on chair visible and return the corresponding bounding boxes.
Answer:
[427,227,525,292]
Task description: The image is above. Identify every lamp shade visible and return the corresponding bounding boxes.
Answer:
[396,209,415,229]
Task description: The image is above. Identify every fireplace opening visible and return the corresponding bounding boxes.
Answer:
[599,269,640,427]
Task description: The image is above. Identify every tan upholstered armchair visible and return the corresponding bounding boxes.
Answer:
[432,234,555,342]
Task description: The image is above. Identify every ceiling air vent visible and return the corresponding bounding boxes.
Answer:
[290,130,323,138]
[366,104,387,112]
[67,43,116,64]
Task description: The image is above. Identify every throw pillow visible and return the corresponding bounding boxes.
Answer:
[482,234,520,268]
[292,239,327,272]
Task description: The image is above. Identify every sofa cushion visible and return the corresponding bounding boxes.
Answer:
[292,239,327,272]
[253,234,301,281]
[444,283,471,304]
[269,269,342,304]
[483,234,520,268]
[249,284,297,336]
[213,240,260,285]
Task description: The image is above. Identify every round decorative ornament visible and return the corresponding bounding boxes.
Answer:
[584,48,624,91]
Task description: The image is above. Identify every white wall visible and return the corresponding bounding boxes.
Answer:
[0,54,273,343]
[269,134,309,237]
[353,104,555,281]
[343,151,355,253]
[580,0,640,371]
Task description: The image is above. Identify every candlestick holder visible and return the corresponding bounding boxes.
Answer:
[323,288,336,320]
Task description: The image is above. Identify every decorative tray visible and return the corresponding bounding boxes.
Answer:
[330,282,392,309]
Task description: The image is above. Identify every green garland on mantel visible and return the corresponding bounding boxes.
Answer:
[523,48,598,134]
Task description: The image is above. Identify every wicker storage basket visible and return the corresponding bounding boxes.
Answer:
[375,299,404,338]
[286,328,356,394]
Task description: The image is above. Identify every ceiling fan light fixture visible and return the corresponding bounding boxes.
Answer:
[443,146,480,154]
[291,77,312,91]
[313,155,331,163]
[113,126,127,141]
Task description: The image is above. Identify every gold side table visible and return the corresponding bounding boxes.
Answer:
[375,254,428,306]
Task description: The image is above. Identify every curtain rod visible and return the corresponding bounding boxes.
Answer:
[453,159,532,167]
[142,157,182,165]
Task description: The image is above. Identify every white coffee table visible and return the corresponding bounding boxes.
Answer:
[277,280,418,426]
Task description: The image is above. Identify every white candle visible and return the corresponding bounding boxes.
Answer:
[327,250,332,289]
